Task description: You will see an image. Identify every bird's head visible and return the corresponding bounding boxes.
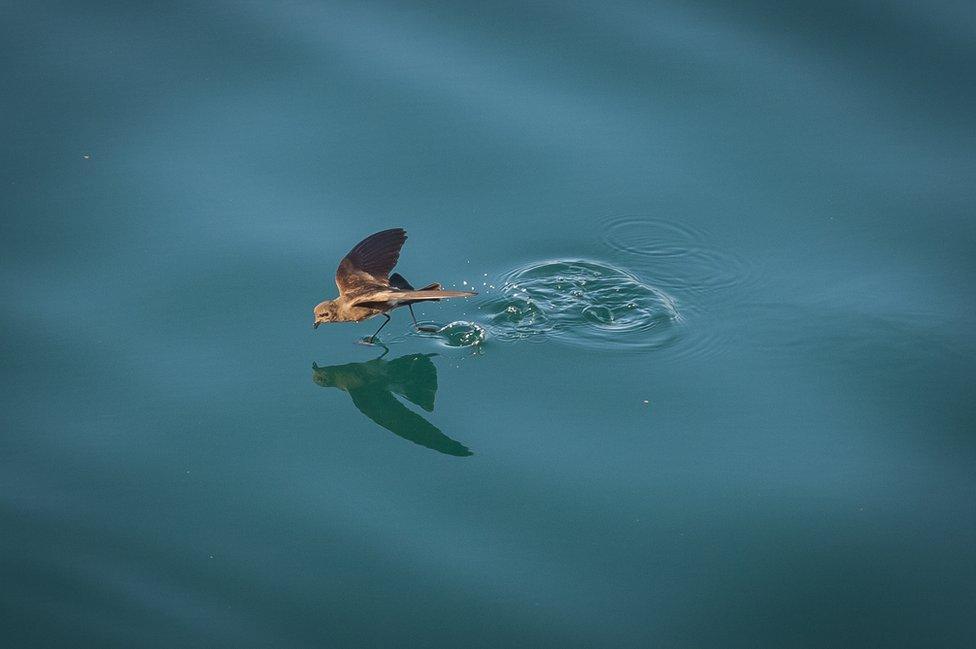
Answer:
[313,300,339,328]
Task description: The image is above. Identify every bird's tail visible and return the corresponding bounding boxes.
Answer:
[388,273,476,303]
[396,289,477,303]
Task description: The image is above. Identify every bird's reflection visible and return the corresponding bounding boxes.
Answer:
[312,353,472,457]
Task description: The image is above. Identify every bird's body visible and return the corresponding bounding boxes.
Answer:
[313,228,476,339]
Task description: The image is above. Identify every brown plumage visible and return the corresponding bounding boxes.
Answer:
[313,228,476,341]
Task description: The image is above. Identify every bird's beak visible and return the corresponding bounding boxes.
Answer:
[313,321,320,329]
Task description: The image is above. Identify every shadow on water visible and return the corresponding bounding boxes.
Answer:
[312,353,472,457]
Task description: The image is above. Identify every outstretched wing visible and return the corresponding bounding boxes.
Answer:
[335,228,407,297]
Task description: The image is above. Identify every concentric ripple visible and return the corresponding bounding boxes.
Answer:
[480,260,682,351]
[596,216,762,359]
[601,216,756,308]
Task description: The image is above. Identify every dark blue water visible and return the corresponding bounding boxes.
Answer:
[3,2,975,647]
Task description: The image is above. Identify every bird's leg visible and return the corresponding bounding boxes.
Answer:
[408,304,439,333]
[367,313,391,343]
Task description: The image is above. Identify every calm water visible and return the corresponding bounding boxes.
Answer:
[3,2,975,647]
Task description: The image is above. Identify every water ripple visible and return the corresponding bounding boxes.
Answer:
[601,216,756,309]
[480,260,682,351]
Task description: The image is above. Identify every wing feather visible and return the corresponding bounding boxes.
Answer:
[335,228,407,296]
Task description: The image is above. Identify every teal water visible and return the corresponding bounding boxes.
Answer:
[3,2,975,647]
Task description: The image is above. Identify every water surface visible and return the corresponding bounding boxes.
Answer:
[2,1,975,647]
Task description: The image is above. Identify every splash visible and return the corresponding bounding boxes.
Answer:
[480,260,681,351]
[408,320,487,348]
[435,321,487,348]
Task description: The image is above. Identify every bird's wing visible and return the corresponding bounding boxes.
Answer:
[388,272,414,290]
[335,228,407,297]
[347,387,472,456]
